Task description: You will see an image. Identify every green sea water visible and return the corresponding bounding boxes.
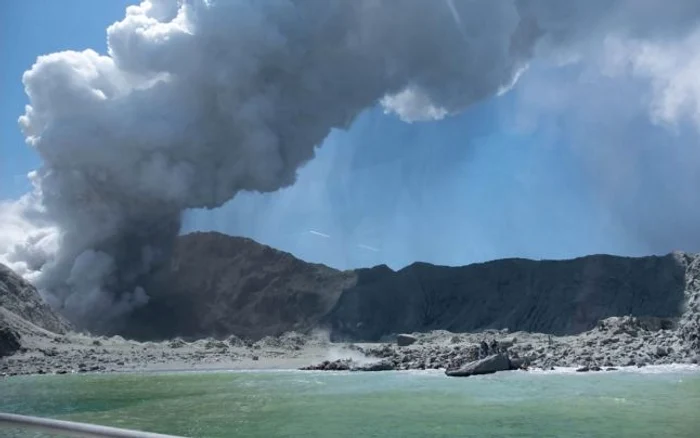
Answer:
[1,367,699,438]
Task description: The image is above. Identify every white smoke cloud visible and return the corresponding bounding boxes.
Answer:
[0,188,58,280]
[381,88,449,122]
[602,30,700,129]
[2,0,700,331]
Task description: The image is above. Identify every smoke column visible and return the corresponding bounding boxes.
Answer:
[1,0,700,331]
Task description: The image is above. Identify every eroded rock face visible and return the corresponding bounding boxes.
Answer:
[678,254,700,353]
[98,232,699,350]
[123,232,356,340]
[0,263,71,334]
[327,253,691,341]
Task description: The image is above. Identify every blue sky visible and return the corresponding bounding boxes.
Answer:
[1,0,137,198]
[3,1,697,270]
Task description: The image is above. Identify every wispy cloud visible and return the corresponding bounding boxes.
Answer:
[308,230,331,238]
[357,243,380,252]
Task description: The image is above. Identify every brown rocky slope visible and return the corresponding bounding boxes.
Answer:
[122,232,357,340]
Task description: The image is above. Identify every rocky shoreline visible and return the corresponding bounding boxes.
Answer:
[2,314,698,378]
[301,315,700,376]
[3,243,700,378]
[0,323,334,377]
[2,251,699,378]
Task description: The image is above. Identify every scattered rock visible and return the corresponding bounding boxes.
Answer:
[352,360,395,372]
[397,334,417,347]
[168,338,187,349]
[226,334,246,347]
[204,339,228,350]
[42,348,57,357]
[254,336,283,349]
[509,357,528,370]
[300,359,353,371]
[278,332,308,349]
[498,338,516,349]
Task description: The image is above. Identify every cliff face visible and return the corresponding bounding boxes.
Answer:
[678,254,700,352]
[4,234,696,349]
[326,254,691,341]
[0,263,71,334]
[123,233,697,345]
[122,232,357,340]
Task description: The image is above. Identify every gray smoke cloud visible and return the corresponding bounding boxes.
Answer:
[1,0,700,331]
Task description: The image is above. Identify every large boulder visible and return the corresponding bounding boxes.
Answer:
[0,324,21,357]
[397,334,417,347]
[353,360,395,371]
[300,359,353,371]
[445,354,511,377]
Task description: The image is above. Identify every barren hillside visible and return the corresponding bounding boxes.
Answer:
[2,233,697,350]
[122,232,357,340]
[0,263,71,334]
[327,253,695,341]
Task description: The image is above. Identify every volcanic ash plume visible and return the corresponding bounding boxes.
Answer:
[1,0,699,331]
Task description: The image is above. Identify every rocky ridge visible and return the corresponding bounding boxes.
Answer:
[125,233,700,345]
[123,232,356,340]
[0,263,71,334]
[2,233,700,376]
[327,252,692,341]
[303,253,700,373]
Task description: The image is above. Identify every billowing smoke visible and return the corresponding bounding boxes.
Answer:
[2,0,700,331]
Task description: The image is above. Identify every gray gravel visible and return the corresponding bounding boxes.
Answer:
[301,314,700,373]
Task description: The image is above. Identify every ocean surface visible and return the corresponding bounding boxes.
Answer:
[1,366,699,438]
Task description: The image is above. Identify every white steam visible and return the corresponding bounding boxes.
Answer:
[1,0,700,331]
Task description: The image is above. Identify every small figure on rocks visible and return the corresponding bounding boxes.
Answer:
[479,340,489,358]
